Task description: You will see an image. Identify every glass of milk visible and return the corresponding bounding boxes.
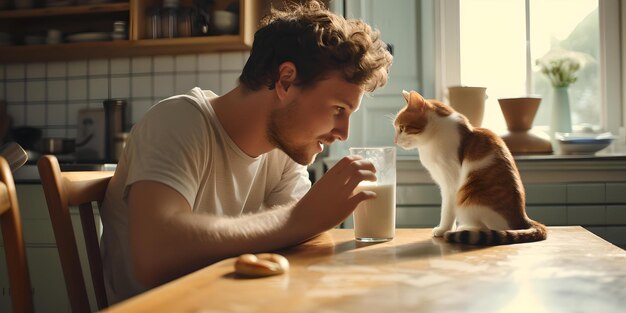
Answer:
[349,146,396,242]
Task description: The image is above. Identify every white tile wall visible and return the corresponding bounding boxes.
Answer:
[7,64,25,79]
[46,104,67,126]
[6,81,24,102]
[47,62,66,78]
[67,61,87,77]
[67,79,87,101]
[89,59,109,76]
[220,52,245,71]
[26,104,46,126]
[110,76,130,98]
[47,80,66,101]
[89,77,109,100]
[174,73,196,95]
[175,55,197,72]
[131,99,155,123]
[1,52,246,137]
[110,58,130,75]
[220,72,239,93]
[27,63,46,79]
[26,81,46,102]
[198,54,220,71]
[198,73,220,95]
[131,57,151,74]
[131,76,151,98]
[154,56,175,73]
[67,103,84,127]
[7,105,24,125]
[153,75,174,98]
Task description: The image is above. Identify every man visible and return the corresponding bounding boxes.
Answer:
[100,0,393,303]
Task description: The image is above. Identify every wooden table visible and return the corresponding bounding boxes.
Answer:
[104,227,626,312]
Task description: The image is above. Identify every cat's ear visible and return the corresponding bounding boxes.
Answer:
[402,90,411,103]
[409,91,426,106]
[407,91,428,114]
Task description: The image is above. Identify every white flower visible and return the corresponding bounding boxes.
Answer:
[535,48,593,88]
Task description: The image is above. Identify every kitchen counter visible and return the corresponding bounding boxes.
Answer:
[13,162,117,183]
[324,153,626,184]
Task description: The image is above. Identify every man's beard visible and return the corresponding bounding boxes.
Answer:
[267,102,317,165]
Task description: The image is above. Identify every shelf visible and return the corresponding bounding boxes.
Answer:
[0,3,130,18]
[0,35,250,62]
[0,41,132,62]
[132,35,240,46]
[0,0,265,63]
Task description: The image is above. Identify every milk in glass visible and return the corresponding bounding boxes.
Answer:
[353,182,396,241]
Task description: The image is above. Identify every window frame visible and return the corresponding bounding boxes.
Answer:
[436,0,623,136]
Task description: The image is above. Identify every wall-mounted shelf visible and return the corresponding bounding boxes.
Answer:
[0,3,130,18]
[0,0,265,63]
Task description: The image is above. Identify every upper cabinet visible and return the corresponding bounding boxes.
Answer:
[0,0,266,63]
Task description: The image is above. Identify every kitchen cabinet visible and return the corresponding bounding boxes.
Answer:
[340,181,626,249]
[0,0,267,63]
[330,155,626,250]
[0,246,70,311]
[0,248,10,312]
[0,184,101,312]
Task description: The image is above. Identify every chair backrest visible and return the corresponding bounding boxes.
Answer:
[38,155,113,312]
[0,156,34,313]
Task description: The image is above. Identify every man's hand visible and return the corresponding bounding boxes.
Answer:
[291,155,377,232]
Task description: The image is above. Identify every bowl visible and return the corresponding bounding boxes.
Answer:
[212,10,238,35]
[555,132,614,155]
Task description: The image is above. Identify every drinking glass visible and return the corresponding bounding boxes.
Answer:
[349,146,396,242]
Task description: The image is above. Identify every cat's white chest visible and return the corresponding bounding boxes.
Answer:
[418,143,461,187]
[417,147,438,169]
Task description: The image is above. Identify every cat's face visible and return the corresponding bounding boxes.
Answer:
[393,90,429,149]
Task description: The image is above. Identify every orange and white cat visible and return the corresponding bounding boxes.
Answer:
[394,90,546,245]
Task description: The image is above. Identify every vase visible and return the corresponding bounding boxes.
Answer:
[498,97,552,155]
[550,86,572,136]
[447,86,487,127]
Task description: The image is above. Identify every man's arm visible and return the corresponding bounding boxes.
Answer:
[128,155,376,287]
[128,180,300,287]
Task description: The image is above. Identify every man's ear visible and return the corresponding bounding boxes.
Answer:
[275,62,297,100]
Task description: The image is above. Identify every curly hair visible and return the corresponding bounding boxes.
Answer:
[238,0,393,93]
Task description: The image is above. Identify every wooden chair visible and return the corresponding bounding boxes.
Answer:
[0,157,34,313]
[38,155,113,312]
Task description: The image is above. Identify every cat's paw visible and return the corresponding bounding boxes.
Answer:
[432,227,448,237]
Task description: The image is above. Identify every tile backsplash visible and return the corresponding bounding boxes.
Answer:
[0,51,249,138]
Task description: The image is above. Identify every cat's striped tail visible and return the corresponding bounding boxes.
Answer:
[443,220,547,245]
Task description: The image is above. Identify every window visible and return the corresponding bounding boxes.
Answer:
[439,0,621,135]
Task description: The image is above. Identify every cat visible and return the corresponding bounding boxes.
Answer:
[393,90,547,245]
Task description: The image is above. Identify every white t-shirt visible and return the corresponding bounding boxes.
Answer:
[100,88,311,303]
